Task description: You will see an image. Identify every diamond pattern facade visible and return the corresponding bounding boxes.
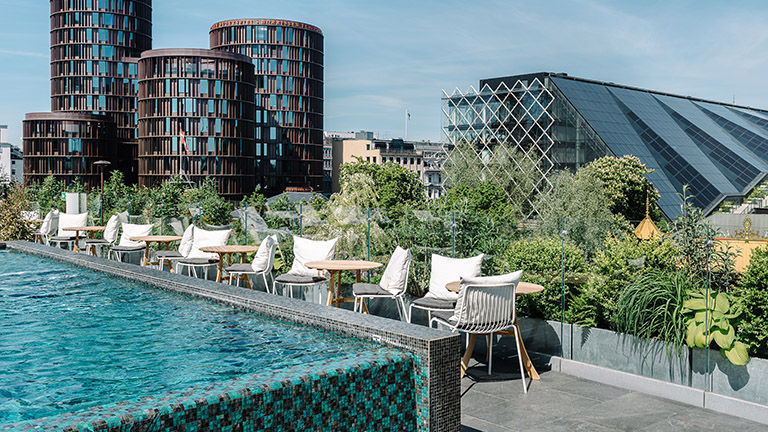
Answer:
[443,73,768,219]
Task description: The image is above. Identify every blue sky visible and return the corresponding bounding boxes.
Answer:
[2,0,768,146]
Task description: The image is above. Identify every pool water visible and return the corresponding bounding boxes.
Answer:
[0,251,383,424]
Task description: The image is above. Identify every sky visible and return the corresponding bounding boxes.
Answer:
[1,0,768,146]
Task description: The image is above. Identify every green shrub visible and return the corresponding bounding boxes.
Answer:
[32,175,66,212]
[0,185,35,241]
[496,237,587,321]
[734,246,768,358]
[571,235,677,329]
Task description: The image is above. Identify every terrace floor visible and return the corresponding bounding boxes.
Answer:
[460,352,767,432]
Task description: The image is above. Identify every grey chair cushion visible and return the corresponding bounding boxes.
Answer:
[352,282,390,297]
[225,263,255,273]
[411,297,456,310]
[274,273,327,284]
[84,239,111,244]
[177,258,218,265]
[110,245,146,252]
[431,310,456,324]
[155,250,182,258]
[48,236,75,241]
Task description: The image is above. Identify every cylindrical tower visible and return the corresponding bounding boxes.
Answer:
[49,0,152,181]
[137,49,256,199]
[209,19,324,193]
[23,112,115,188]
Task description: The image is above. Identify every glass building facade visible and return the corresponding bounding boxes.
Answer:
[209,19,324,194]
[137,49,256,199]
[443,73,768,218]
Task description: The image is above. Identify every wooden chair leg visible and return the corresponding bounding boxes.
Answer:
[244,274,252,289]
[461,334,477,379]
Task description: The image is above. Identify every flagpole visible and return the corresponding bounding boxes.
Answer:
[405,108,408,139]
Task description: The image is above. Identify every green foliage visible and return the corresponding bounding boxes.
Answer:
[340,158,424,215]
[683,290,749,366]
[102,171,129,217]
[580,155,660,222]
[184,177,232,225]
[245,187,268,214]
[67,177,88,193]
[496,237,587,321]
[671,186,737,291]
[441,181,513,214]
[734,246,768,358]
[535,170,627,257]
[0,185,35,241]
[571,235,678,329]
[126,185,154,217]
[616,271,692,357]
[33,175,66,212]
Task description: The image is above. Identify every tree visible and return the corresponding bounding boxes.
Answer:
[0,185,35,241]
[579,155,660,222]
[440,181,513,214]
[33,175,66,212]
[340,158,425,212]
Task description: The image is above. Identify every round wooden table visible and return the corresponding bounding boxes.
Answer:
[446,280,545,381]
[62,226,105,252]
[305,260,382,308]
[199,245,260,283]
[130,235,182,267]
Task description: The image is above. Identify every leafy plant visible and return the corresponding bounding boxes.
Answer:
[31,175,66,212]
[579,155,660,222]
[683,290,749,366]
[0,185,35,241]
[733,246,768,358]
[616,271,691,356]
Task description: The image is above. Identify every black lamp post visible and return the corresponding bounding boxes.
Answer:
[94,160,111,224]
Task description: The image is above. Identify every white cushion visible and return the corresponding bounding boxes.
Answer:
[103,215,120,243]
[57,212,89,238]
[288,236,338,277]
[187,227,231,259]
[118,223,153,247]
[451,270,523,324]
[251,235,277,272]
[380,246,411,295]
[178,224,195,257]
[425,254,484,301]
[40,210,57,235]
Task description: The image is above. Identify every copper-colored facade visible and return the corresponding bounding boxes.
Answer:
[137,49,256,199]
[209,19,324,193]
[23,112,115,188]
[47,0,152,181]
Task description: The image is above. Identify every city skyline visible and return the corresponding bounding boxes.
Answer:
[2,0,768,147]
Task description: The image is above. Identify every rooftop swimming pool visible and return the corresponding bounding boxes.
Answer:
[0,250,400,427]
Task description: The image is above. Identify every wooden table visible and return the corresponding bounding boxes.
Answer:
[130,235,182,267]
[199,245,260,283]
[446,280,545,381]
[62,226,105,253]
[306,260,382,309]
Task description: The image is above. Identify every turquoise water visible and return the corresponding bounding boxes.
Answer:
[0,250,381,424]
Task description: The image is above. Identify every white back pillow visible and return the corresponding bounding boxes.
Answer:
[40,210,56,235]
[251,235,277,272]
[426,254,484,300]
[118,223,153,247]
[289,236,338,277]
[178,224,195,257]
[57,212,89,238]
[103,214,120,243]
[187,227,231,259]
[380,246,412,295]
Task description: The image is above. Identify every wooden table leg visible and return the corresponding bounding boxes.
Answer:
[335,271,343,307]
[215,253,224,282]
[73,231,81,252]
[496,321,540,380]
[461,334,478,379]
[142,243,150,266]
[326,271,335,306]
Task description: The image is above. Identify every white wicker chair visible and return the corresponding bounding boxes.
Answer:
[227,235,278,291]
[83,214,120,257]
[108,223,153,263]
[33,210,58,245]
[273,236,337,302]
[175,227,231,280]
[48,212,88,250]
[408,253,483,324]
[352,246,412,321]
[430,271,527,392]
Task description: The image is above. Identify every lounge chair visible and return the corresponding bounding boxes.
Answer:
[108,223,153,264]
[48,212,88,250]
[175,227,231,279]
[83,214,120,257]
[408,253,484,324]
[352,246,412,321]
[430,271,527,391]
[273,236,338,302]
[156,223,193,272]
[33,210,58,245]
[227,235,278,290]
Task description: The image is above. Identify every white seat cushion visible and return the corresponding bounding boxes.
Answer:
[103,214,120,244]
[187,227,231,259]
[425,254,484,301]
[252,235,277,272]
[380,246,411,295]
[56,212,89,238]
[178,224,195,257]
[452,271,523,324]
[118,223,153,247]
[288,236,338,277]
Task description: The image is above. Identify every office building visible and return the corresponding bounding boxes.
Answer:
[137,49,256,199]
[0,125,23,183]
[209,19,324,194]
[443,72,768,218]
